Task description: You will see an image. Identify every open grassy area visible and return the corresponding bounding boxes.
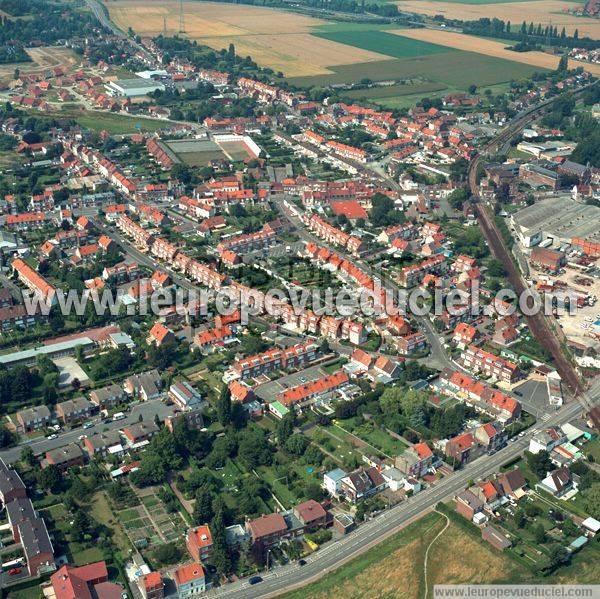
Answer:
[313,30,449,59]
[287,51,541,90]
[59,108,166,134]
[281,510,532,599]
[343,82,448,101]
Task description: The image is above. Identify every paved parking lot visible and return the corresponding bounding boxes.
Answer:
[513,378,549,417]
[254,364,326,402]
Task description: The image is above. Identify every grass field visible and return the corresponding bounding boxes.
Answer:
[344,82,448,100]
[313,29,449,59]
[281,511,528,599]
[59,109,166,134]
[394,29,600,77]
[288,51,542,89]
[395,0,600,38]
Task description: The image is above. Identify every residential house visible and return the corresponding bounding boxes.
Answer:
[50,562,124,599]
[323,468,347,497]
[497,468,527,498]
[169,381,203,411]
[16,405,51,432]
[146,322,176,347]
[529,427,567,455]
[293,500,327,532]
[124,370,162,401]
[83,430,123,457]
[186,525,213,563]
[537,467,574,498]
[55,397,95,425]
[339,466,387,503]
[396,442,434,478]
[474,422,505,452]
[89,383,127,409]
[455,489,484,520]
[141,571,164,599]
[122,421,159,446]
[0,458,27,505]
[173,563,206,597]
[44,444,85,471]
[246,513,289,548]
[445,432,475,465]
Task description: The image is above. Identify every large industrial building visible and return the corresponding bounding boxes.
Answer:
[106,78,165,98]
[511,197,600,255]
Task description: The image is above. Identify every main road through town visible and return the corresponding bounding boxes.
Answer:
[203,385,595,599]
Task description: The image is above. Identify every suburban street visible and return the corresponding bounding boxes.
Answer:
[0,399,176,464]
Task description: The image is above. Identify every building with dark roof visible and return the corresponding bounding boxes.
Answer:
[0,458,26,505]
[44,443,85,471]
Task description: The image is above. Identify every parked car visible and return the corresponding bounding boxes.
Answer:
[8,568,21,576]
[46,434,58,440]
[248,576,263,585]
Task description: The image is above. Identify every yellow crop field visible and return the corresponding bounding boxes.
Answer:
[394,29,600,76]
[395,1,600,39]
[105,0,388,76]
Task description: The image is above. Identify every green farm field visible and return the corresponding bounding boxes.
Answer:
[288,51,542,90]
[343,82,448,101]
[313,29,449,59]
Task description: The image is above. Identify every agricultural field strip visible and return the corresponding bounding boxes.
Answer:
[394,0,600,38]
[393,29,600,77]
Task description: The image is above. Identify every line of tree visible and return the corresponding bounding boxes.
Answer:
[462,18,599,50]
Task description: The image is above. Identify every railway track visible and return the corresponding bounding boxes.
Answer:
[466,88,598,398]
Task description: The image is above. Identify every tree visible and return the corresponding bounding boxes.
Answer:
[37,464,62,493]
[20,446,36,467]
[154,542,182,565]
[277,409,295,446]
[515,508,527,528]
[237,425,272,468]
[211,503,232,578]
[581,483,600,519]
[217,385,232,426]
[533,523,546,544]
[369,193,404,227]
[449,158,469,182]
[193,487,215,525]
[545,544,571,573]
[557,53,569,73]
[228,43,235,60]
[284,434,309,456]
[71,509,94,542]
[447,187,469,210]
[526,450,553,478]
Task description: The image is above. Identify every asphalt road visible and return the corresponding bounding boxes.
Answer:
[202,396,588,599]
[0,399,176,464]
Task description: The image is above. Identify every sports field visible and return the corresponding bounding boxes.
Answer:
[106,0,388,77]
[395,0,600,38]
[394,29,600,76]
